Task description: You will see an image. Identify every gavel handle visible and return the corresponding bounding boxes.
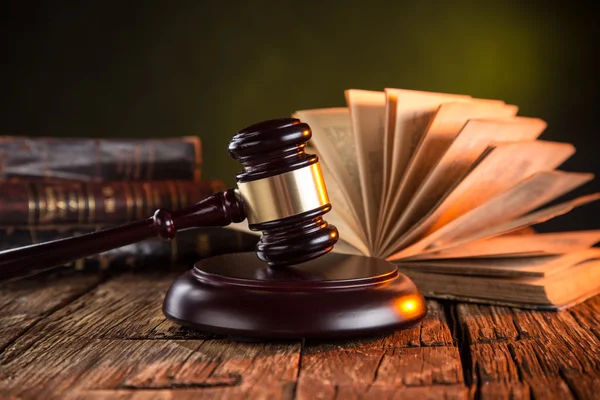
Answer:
[0,189,246,283]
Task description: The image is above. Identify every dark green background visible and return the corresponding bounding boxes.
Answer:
[1,1,598,230]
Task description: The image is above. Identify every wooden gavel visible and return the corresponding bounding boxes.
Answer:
[0,118,339,282]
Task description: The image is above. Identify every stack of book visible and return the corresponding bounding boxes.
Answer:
[0,136,259,273]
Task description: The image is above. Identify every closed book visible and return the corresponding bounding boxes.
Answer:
[0,179,227,225]
[0,225,259,276]
[0,136,201,181]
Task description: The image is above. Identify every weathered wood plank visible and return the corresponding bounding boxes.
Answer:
[560,372,600,400]
[420,300,454,346]
[511,304,600,373]
[296,346,465,399]
[8,270,599,399]
[456,296,600,400]
[468,342,579,400]
[0,272,212,364]
[375,346,463,386]
[466,341,578,400]
[0,272,301,399]
[469,342,519,383]
[32,271,196,339]
[455,304,519,343]
[0,337,300,400]
[78,388,293,400]
[568,295,600,341]
[296,300,461,399]
[0,272,101,354]
[79,384,470,400]
[526,378,574,400]
[1,271,460,399]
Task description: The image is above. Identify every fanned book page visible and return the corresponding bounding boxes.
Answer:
[228,87,600,310]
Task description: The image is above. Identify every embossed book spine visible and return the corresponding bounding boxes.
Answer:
[0,179,227,225]
[0,136,202,181]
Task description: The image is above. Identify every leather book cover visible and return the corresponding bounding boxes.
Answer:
[0,136,202,181]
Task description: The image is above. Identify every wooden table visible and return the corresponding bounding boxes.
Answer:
[1,268,599,399]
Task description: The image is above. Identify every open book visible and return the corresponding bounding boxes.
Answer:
[230,88,600,310]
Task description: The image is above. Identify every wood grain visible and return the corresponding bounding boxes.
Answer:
[457,298,600,399]
[567,294,600,341]
[1,270,599,399]
[295,300,462,399]
[1,337,300,400]
[0,272,102,354]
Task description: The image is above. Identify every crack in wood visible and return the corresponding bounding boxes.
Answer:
[160,340,205,385]
[525,347,574,400]
[558,368,583,400]
[569,308,600,342]
[371,350,386,383]
[98,335,218,341]
[442,302,474,390]
[291,338,304,400]
[507,344,525,382]
[510,311,530,341]
[361,345,388,395]
[417,319,424,346]
[473,362,484,400]
[115,377,243,390]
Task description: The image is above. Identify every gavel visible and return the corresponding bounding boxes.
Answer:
[0,117,426,340]
[0,118,339,282]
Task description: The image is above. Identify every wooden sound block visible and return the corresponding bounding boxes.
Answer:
[162,252,427,340]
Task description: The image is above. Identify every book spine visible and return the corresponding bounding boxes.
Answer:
[0,179,228,225]
[0,136,202,181]
[0,226,259,272]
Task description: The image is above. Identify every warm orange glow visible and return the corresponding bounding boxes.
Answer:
[329,231,338,239]
[402,299,417,312]
[394,294,426,319]
[302,129,310,137]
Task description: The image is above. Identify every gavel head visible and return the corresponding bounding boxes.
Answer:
[228,118,339,267]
